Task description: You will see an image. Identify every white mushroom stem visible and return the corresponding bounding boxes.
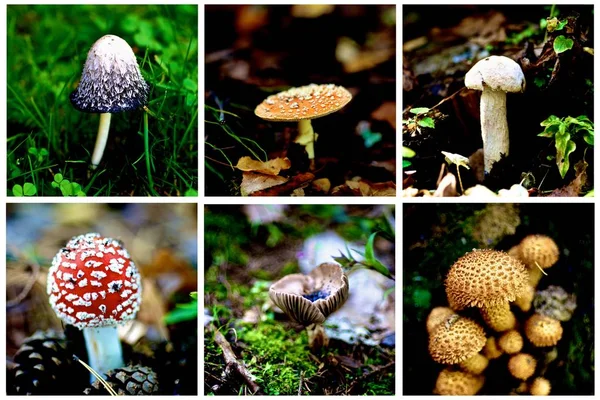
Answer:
[83,326,124,382]
[480,88,509,173]
[306,323,328,352]
[91,113,112,169]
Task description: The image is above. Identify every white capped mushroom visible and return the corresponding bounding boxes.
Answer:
[465,55,525,174]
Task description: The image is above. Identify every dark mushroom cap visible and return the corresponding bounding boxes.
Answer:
[269,262,349,326]
[255,84,352,122]
[70,35,149,113]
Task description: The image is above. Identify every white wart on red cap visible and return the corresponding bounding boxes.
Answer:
[47,233,142,329]
[70,35,149,114]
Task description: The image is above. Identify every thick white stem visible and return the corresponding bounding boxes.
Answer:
[480,88,509,173]
[83,326,124,382]
[91,113,112,169]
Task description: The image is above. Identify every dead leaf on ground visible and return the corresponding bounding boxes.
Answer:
[371,102,396,129]
[249,172,315,196]
[331,180,396,196]
[548,160,588,197]
[236,156,291,176]
[312,178,331,193]
[241,172,289,196]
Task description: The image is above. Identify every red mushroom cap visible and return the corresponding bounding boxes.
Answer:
[47,233,142,329]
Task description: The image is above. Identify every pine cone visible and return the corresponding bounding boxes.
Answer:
[10,330,86,395]
[83,365,159,395]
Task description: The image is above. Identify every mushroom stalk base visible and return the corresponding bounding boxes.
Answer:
[307,323,328,352]
[91,113,112,169]
[83,326,124,383]
[480,89,509,174]
[295,119,318,170]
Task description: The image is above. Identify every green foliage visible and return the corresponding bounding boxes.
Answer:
[554,35,574,54]
[403,146,415,168]
[538,115,594,178]
[403,107,435,130]
[12,182,37,196]
[204,211,250,267]
[506,24,540,45]
[238,322,318,395]
[51,173,86,196]
[164,292,197,325]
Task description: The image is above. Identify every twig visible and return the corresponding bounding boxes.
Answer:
[209,324,260,394]
[298,370,305,395]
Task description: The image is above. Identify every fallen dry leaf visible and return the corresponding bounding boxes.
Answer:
[249,172,315,196]
[312,178,331,193]
[236,156,291,176]
[331,180,396,196]
[371,102,396,129]
[548,160,588,197]
[241,172,288,196]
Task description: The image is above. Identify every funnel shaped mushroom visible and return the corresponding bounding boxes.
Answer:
[255,84,352,170]
[47,233,142,381]
[465,55,525,174]
[71,35,149,169]
[445,249,528,332]
[269,262,349,351]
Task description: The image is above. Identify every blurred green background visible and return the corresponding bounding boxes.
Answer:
[7,5,198,196]
[403,203,594,395]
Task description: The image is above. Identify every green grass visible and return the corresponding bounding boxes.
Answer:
[7,5,198,196]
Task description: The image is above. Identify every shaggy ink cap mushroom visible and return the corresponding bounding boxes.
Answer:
[70,35,150,168]
[464,55,525,174]
[255,84,352,169]
[269,262,349,326]
[47,233,142,381]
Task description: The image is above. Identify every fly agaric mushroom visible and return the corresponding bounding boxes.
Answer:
[47,233,142,381]
[255,84,352,170]
[269,262,349,352]
[445,249,528,332]
[71,35,149,169]
[464,55,525,174]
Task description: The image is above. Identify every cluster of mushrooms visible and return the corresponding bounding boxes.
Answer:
[427,235,570,395]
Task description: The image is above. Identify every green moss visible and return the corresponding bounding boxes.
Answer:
[238,321,317,395]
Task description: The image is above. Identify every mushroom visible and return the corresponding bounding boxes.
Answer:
[524,314,563,347]
[445,249,528,332]
[530,377,552,395]
[255,83,352,170]
[518,235,560,287]
[428,315,486,365]
[508,353,537,380]
[483,337,503,360]
[46,233,142,381]
[269,262,349,352]
[498,330,524,354]
[425,306,456,335]
[434,368,484,395]
[459,353,489,375]
[464,55,525,174]
[71,35,150,169]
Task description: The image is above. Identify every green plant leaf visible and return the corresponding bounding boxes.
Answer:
[402,146,416,158]
[184,188,198,196]
[363,232,393,279]
[554,35,574,54]
[583,130,594,146]
[409,107,429,115]
[12,184,23,197]
[540,115,562,127]
[23,182,37,196]
[402,160,412,168]
[54,173,63,183]
[555,130,576,178]
[59,179,72,196]
[417,117,435,128]
[441,151,470,169]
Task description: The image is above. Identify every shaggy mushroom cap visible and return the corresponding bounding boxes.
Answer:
[269,262,349,326]
[519,235,559,269]
[434,368,485,395]
[483,337,503,359]
[254,84,352,122]
[46,233,142,329]
[429,316,486,364]
[481,302,516,332]
[508,353,537,380]
[446,249,528,309]
[530,377,552,396]
[498,330,524,354]
[459,353,489,375]
[514,284,535,312]
[426,307,456,335]
[70,35,149,114]
[525,314,563,347]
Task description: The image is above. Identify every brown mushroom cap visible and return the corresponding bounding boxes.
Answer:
[530,377,552,395]
[269,262,349,326]
[429,316,486,364]
[498,330,524,354]
[434,368,485,395]
[459,353,489,375]
[254,84,352,122]
[483,337,504,359]
[525,314,563,347]
[446,249,528,309]
[519,235,559,269]
[508,353,537,380]
[426,307,456,335]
